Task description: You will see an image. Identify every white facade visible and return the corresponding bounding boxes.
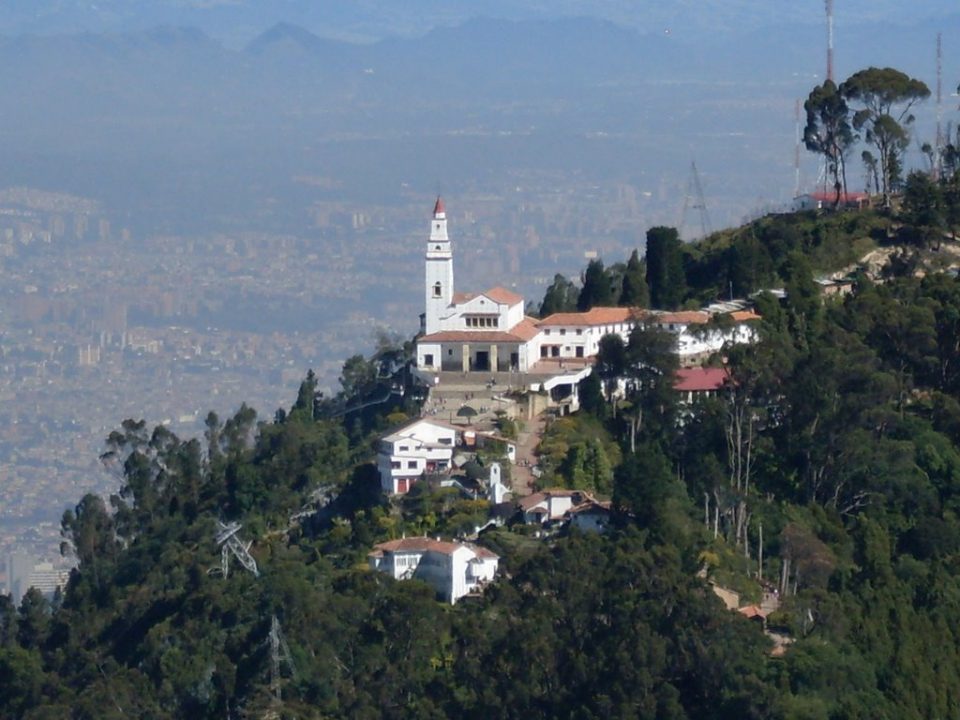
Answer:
[414,199,761,375]
[368,537,499,604]
[424,198,454,336]
[517,490,594,524]
[536,307,635,360]
[377,418,457,494]
[646,310,760,364]
[416,198,541,373]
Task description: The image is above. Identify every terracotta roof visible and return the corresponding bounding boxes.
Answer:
[673,367,730,392]
[803,191,869,202]
[567,500,612,515]
[372,537,464,556]
[433,196,445,216]
[729,310,762,322]
[370,537,499,560]
[420,317,540,344]
[517,489,587,511]
[653,311,710,325]
[738,605,769,619]
[484,286,524,305]
[508,317,541,341]
[538,306,637,327]
[450,288,523,307]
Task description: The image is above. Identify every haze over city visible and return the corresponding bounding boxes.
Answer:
[0,0,958,572]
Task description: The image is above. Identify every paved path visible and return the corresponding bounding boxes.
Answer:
[419,379,547,498]
[511,412,546,497]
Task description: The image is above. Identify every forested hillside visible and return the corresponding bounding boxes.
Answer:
[6,169,960,718]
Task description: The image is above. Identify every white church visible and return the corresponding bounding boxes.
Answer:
[416,197,542,373]
[414,198,761,377]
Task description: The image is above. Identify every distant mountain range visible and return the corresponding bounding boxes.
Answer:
[0,0,957,46]
[0,12,957,234]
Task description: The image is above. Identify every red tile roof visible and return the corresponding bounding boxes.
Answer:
[730,310,762,322]
[804,191,869,203]
[517,489,591,511]
[451,287,523,307]
[673,367,730,392]
[433,196,445,216]
[653,311,710,325]
[539,306,637,327]
[484,286,524,305]
[420,317,540,344]
[738,605,769,619]
[369,537,498,559]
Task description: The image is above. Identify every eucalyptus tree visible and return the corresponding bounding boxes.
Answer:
[841,67,930,207]
[803,79,856,207]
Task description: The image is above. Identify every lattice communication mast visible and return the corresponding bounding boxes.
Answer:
[681,161,712,240]
[214,520,259,578]
[825,0,834,83]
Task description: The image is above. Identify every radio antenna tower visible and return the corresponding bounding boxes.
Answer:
[268,615,296,703]
[825,0,834,82]
[213,520,259,578]
[681,161,712,240]
[936,32,944,177]
[794,98,802,197]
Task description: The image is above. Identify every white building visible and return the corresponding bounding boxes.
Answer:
[517,490,596,524]
[368,537,499,604]
[413,198,761,375]
[646,310,760,366]
[417,198,541,373]
[536,307,636,360]
[377,418,458,494]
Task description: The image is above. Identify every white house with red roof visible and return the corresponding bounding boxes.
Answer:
[648,310,760,365]
[536,306,637,360]
[517,489,597,524]
[377,418,458,494]
[793,190,870,211]
[368,536,499,603]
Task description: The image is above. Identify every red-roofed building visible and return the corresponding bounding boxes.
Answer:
[674,367,730,403]
[537,307,638,361]
[794,191,870,211]
[415,199,760,377]
[416,198,543,373]
[368,536,499,603]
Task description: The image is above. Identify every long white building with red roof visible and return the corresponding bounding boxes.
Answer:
[414,198,761,375]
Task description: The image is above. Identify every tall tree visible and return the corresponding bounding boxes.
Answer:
[803,79,855,207]
[645,226,687,309]
[538,273,578,317]
[577,258,614,311]
[619,249,650,307]
[901,170,945,249]
[841,67,930,207]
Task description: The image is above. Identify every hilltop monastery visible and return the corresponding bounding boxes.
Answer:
[414,198,759,378]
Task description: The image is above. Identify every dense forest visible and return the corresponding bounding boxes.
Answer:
[6,81,960,716]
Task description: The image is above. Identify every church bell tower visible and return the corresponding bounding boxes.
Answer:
[423,197,453,335]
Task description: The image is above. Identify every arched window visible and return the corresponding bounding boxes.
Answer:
[433,282,442,298]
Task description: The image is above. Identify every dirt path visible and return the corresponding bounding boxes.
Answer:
[511,412,546,497]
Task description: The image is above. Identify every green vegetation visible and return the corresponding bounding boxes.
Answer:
[8,95,960,715]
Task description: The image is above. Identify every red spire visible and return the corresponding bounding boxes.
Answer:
[433,196,445,216]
